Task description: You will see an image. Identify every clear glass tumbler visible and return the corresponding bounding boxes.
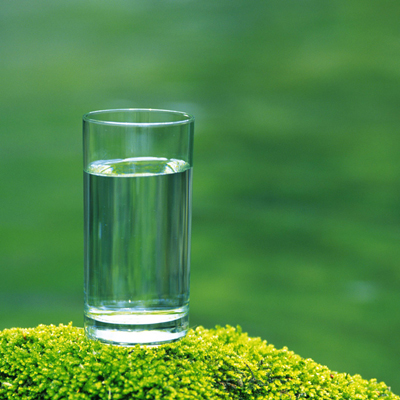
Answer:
[83,109,194,346]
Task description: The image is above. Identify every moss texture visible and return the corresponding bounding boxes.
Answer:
[0,323,397,400]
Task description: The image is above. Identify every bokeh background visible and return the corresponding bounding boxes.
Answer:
[2,0,400,392]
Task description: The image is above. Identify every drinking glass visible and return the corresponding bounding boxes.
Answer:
[83,108,194,345]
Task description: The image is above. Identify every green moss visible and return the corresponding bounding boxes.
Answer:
[0,324,397,400]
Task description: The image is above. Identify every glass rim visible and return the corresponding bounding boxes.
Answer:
[83,108,195,127]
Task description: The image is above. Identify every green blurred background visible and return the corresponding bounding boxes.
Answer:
[1,0,400,392]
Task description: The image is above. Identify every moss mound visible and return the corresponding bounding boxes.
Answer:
[0,323,397,400]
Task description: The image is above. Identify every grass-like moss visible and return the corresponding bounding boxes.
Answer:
[0,323,397,400]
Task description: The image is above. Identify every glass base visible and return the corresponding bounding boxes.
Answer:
[84,308,189,346]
